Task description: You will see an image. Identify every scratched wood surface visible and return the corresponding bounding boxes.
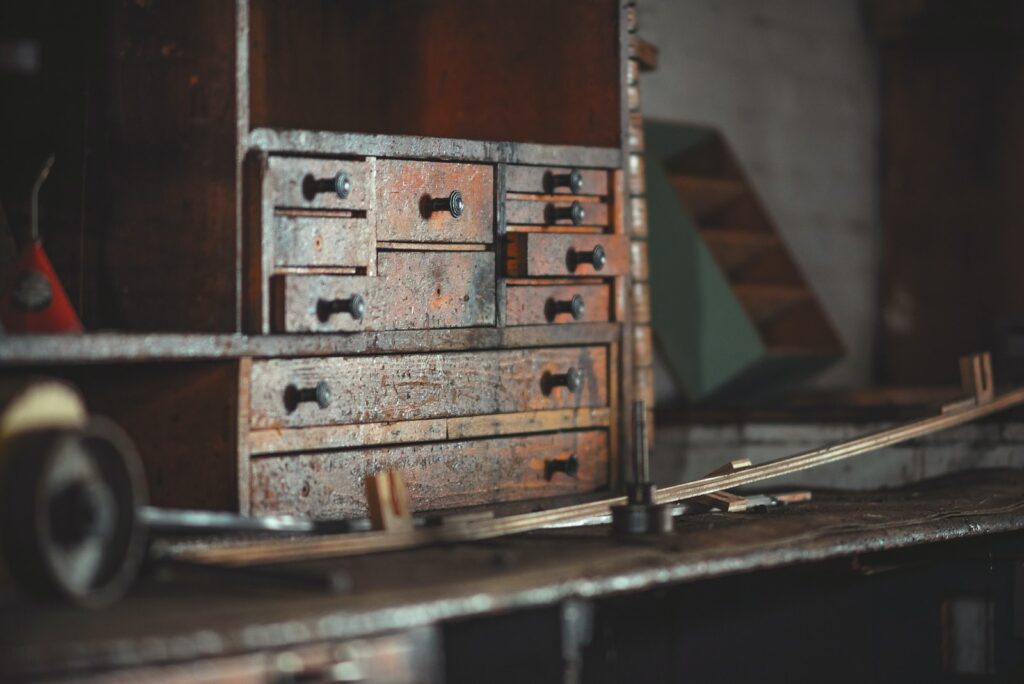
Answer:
[271,214,375,269]
[271,252,495,333]
[267,157,373,210]
[505,166,609,195]
[250,346,609,429]
[375,160,493,243]
[249,429,610,517]
[505,199,610,227]
[504,284,611,326]
[506,233,630,277]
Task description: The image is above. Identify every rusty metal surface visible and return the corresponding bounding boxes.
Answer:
[2,469,1024,680]
[0,324,619,365]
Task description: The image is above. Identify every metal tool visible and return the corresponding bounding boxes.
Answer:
[610,401,672,535]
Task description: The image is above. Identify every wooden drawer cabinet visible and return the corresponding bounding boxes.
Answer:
[272,213,375,269]
[506,197,610,228]
[506,166,609,196]
[505,233,630,277]
[250,430,610,518]
[267,156,373,211]
[505,283,611,325]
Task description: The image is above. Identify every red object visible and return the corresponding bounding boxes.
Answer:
[0,240,82,333]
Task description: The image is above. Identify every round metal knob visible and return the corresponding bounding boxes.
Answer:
[304,172,352,200]
[429,190,465,218]
[551,168,584,194]
[553,201,585,226]
[549,367,583,393]
[317,294,366,322]
[550,294,585,321]
[544,454,580,480]
[285,381,333,412]
[572,245,606,272]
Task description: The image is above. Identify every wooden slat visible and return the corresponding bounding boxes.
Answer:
[505,166,609,196]
[505,284,611,326]
[628,153,645,195]
[505,233,630,277]
[632,282,651,323]
[267,156,373,210]
[628,112,644,152]
[630,196,648,237]
[271,251,495,333]
[673,175,747,221]
[375,159,493,243]
[249,430,610,518]
[633,324,653,367]
[272,214,375,269]
[630,239,649,281]
[250,346,609,429]
[627,83,641,112]
[627,58,640,86]
[629,35,659,71]
[506,199,609,227]
[733,283,812,323]
[634,364,655,411]
[700,228,779,273]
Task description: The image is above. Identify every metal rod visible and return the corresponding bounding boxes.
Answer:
[30,154,55,243]
[175,387,1024,567]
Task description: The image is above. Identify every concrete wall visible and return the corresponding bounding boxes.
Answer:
[638,0,881,389]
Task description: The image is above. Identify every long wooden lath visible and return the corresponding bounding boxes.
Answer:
[178,387,1024,567]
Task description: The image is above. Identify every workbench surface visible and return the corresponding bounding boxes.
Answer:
[3,468,1024,679]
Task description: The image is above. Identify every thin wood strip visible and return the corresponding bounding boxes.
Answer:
[506,193,607,203]
[376,242,489,252]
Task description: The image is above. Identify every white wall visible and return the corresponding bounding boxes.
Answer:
[638,0,881,388]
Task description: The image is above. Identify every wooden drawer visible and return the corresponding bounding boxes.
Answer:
[505,283,611,325]
[506,233,630,277]
[506,166,609,196]
[271,251,495,332]
[267,156,372,210]
[375,159,493,243]
[506,198,609,227]
[249,346,608,429]
[249,430,609,517]
[271,212,375,268]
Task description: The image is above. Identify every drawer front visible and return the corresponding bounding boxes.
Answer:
[272,251,495,332]
[267,157,372,210]
[506,166,609,196]
[250,346,608,429]
[506,233,630,277]
[272,213,375,268]
[376,160,493,243]
[506,199,609,227]
[505,284,611,326]
[250,430,609,517]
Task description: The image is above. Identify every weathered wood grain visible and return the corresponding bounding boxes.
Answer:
[505,233,630,277]
[630,196,648,237]
[250,346,608,429]
[375,160,493,243]
[630,239,650,281]
[628,153,646,195]
[505,166,609,196]
[633,324,654,367]
[632,282,651,323]
[249,430,610,517]
[249,407,612,455]
[271,251,495,333]
[267,156,373,210]
[505,199,609,227]
[272,214,375,269]
[505,284,611,326]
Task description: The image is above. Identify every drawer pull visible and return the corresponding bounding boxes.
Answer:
[551,200,585,226]
[285,380,333,411]
[317,294,366,322]
[545,454,580,480]
[547,367,582,394]
[569,245,606,272]
[303,172,352,200]
[550,168,584,194]
[547,294,585,321]
[429,190,465,218]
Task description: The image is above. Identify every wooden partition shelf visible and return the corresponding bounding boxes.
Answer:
[0,0,644,517]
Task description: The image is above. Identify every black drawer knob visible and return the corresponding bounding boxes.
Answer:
[545,454,580,480]
[571,245,606,272]
[549,294,585,321]
[304,172,352,200]
[550,168,584,194]
[317,294,366,322]
[285,381,333,412]
[552,200,585,226]
[549,367,583,393]
[429,190,465,218]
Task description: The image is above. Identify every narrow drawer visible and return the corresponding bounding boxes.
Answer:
[272,213,375,268]
[506,166,609,196]
[505,283,611,325]
[506,233,630,277]
[249,430,609,517]
[376,160,493,243]
[271,251,495,332]
[506,198,609,227]
[249,346,608,429]
[266,157,372,210]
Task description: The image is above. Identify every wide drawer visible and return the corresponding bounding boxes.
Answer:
[271,251,495,332]
[249,430,609,517]
[506,166,609,196]
[375,159,493,243]
[271,212,375,268]
[249,346,608,429]
[506,198,609,227]
[266,156,372,210]
[506,233,630,277]
[505,283,611,325]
